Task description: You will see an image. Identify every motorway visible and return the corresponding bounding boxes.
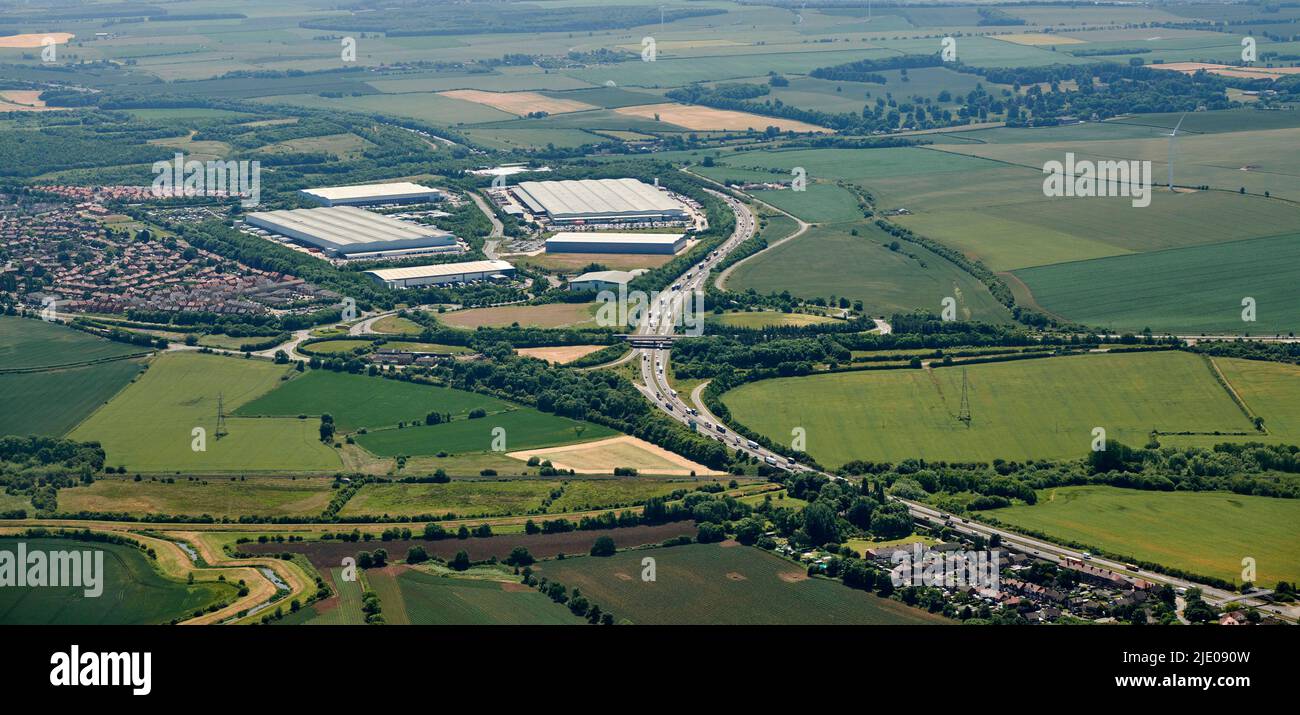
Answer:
[629,189,1295,621]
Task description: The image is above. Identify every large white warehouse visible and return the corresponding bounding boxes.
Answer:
[512,178,689,224]
[299,182,444,207]
[245,206,456,258]
[367,260,516,289]
[545,232,686,255]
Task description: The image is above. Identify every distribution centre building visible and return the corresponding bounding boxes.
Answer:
[299,182,444,207]
[512,178,689,224]
[245,206,456,258]
[546,231,686,255]
[568,269,647,292]
[366,260,516,289]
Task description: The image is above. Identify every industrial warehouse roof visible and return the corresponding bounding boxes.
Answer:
[367,260,515,281]
[299,182,442,203]
[569,269,647,285]
[514,179,687,218]
[245,206,452,253]
[546,232,685,245]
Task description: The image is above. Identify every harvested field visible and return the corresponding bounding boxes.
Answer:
[0,32,73,48]
[507,434,723,476]
[996,33,1086,46]
[614,102,826,133]
[440,89,596,116]
[0,90,61,112]
[57,477,336,519]
[1147,63,1299,80]
[239,522,699,567]
[516,345,608,364]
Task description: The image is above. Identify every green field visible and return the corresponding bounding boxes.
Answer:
[1155,357,1300,451]
[1016,233,1300,334]
[722,351,1257,465]
[339,480,557,518]
[281,567,368,625]
[256,91,516,125]
[302,339,374,355]
[0,317,150,369]
[340,476,693,517]
[70,352,341,473]
[727,222,1010,322]
[707,311,838,329]
[990,486,1300,585]
[355,408,616,458]
[369,315,424,334]
[533,542,950,625]
[749,183,863,223]
[383,567,581,625]
[57,477,336,518]
[0,537,236,625]
[0,359,145,437]
[236,370,506,432]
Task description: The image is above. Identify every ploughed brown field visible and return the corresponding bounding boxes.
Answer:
[239,522,698,566]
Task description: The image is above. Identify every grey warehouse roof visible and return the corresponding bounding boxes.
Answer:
[514,179,687,218]
[246,206,453,254]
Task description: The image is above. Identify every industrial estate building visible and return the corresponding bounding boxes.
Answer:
[245,206,457,259]
[366,260,516,289]
[568,269,647,292]
[545,231,686,255]
[512,178,689,224]
[299,182,445,207]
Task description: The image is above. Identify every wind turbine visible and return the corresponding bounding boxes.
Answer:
[1165,112,1187,192]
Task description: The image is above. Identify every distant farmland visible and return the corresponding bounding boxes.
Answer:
[533,543,949,625]
[722,351,1256,465]
[989,486,1300,585]
[726,222,1011,323]
[1015,233,1300,334]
